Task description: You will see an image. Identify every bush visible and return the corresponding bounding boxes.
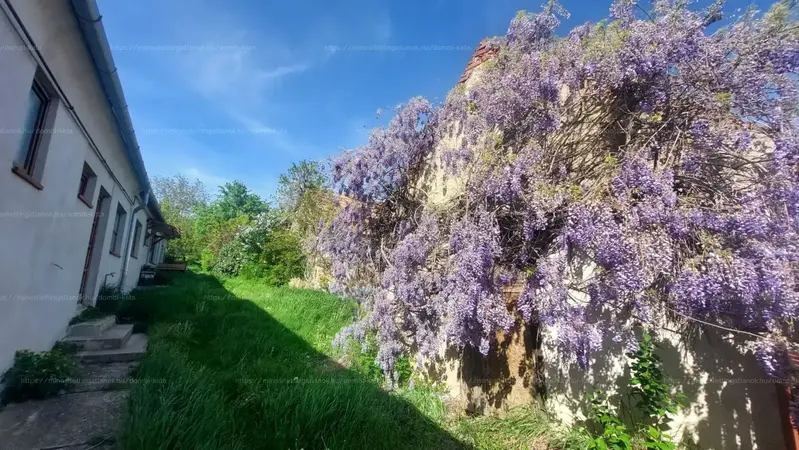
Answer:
[1,343,79,404]
[586,331,682,450]
[200,248,216,272]
[239,262,268,280]
[96,282,126,314]
[347,333,412,387]
[256,230,305,286]
[214,240,251,276]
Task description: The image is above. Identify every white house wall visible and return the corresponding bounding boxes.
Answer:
[0,0,159,374]
[541,322,785,449]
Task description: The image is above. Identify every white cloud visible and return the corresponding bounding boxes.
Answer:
[229,114,285,135]
[182,167,229,193]
[184,43,307,112]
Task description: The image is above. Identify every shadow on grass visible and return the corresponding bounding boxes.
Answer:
[116,270,471,450]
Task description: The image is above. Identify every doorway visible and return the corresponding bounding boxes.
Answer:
[79,187,111,304]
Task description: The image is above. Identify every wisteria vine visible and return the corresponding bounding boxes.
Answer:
[319,0,799,398]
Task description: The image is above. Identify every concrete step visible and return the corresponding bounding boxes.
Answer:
[78,333,148,364]
[67,315,115,338]
[64,324,133,351]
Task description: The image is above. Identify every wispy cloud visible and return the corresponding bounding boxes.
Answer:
[228,114,285,135]
[182,167,229,193]
[172,23,314,152]
[184,43,308,110]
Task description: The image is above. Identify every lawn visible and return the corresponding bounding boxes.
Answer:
[116,270,581,450]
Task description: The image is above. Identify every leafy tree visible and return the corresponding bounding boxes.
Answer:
[240,230,305,285]
[206,215,251,262]
[195,181,267,240]
[216,181,267,220]
[276,160,328,213]
[151,175,209,218]
[151,175,210,262]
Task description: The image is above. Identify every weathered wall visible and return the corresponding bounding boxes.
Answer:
[542,322,786,449]
[0,0,157,374]
[415,56,785,449]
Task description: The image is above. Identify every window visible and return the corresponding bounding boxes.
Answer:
[12,73,57,190]
[77,162,97,207]
[110,203,127,256]
[131,220,142,258]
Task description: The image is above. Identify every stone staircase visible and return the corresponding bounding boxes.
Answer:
[64,316,148,363]
[0,318,148,449]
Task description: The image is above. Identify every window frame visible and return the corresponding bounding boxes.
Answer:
[11,72,58,190]
[77,162,97,208]
[109,203,127,257]
[21,80,49,175]
[131,220,142,258]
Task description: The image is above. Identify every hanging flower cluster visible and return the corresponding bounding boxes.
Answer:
[318,0,799,388]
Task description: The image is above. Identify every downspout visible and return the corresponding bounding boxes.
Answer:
[120,190,149,291]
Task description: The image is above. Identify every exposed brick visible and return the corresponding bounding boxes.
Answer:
[459,39,499,84]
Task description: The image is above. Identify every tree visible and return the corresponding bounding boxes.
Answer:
[276,160,328,213]
[151,175,210,262]
[195,181,268,240]
[152,175,209,218]
[216,181,268,220]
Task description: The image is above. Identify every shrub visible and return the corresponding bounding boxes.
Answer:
[627,332,682,449]
[96,282,126,314]
[239,262,268,280]
[200,248,216,272]
[1,343,79,404]
[347,333,412,387]
[587,393,632,450]
[586,331,682,450]
[214,240,251,276]
[256,230,305,286]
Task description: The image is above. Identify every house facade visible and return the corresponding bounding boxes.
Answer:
[0,0,172,374]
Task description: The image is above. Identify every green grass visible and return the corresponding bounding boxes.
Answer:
[454,406,590,450]
[117,270,582,450]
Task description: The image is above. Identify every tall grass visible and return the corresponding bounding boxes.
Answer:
[117,271,465,449]
[117,270,585,449]
[454,406,590,450]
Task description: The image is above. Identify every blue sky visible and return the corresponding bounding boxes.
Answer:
[97,0,758,201]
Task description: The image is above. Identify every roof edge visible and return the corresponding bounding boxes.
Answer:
[69,0,163,222]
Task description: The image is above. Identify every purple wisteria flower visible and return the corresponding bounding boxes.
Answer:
[318,0,799,391]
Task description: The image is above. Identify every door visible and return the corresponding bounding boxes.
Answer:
[79,195,106,300]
